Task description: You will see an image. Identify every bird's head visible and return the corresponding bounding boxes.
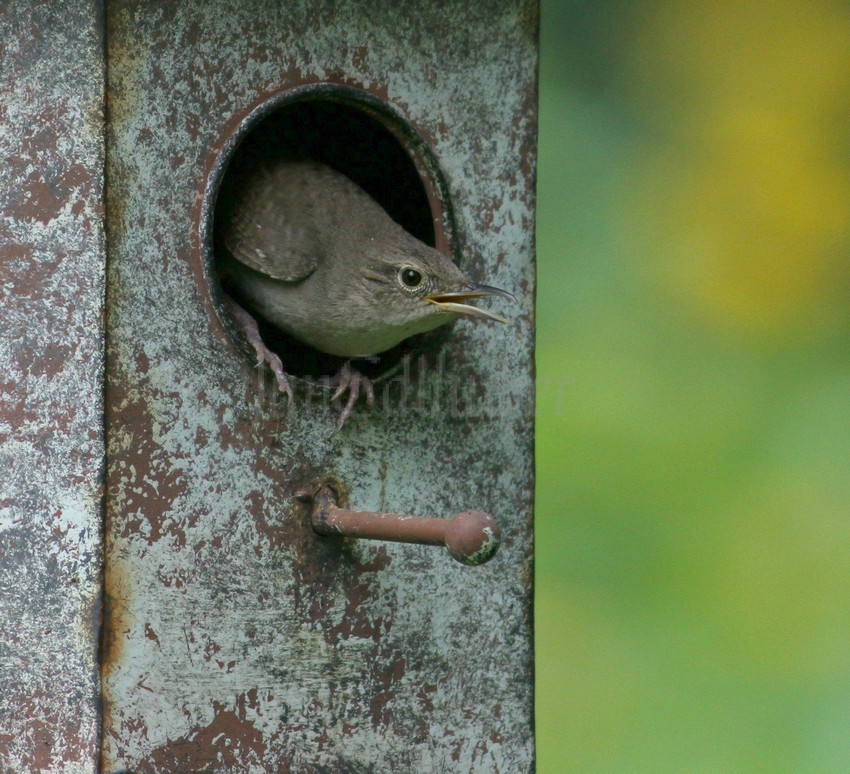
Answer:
[348,236,514,353]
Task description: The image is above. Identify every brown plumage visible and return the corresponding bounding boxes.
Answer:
[218,159,513,430]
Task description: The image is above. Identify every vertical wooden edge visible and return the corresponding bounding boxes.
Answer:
[528,3,540,766]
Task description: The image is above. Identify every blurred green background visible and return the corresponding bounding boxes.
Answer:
[535,1,850,770]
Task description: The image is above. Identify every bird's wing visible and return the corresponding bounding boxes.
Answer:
[223,170,321,282]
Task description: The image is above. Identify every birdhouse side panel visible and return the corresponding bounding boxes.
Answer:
[0,2,106,771]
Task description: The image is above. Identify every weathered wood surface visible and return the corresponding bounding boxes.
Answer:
[0,2,105,771]
[100,1,537,769]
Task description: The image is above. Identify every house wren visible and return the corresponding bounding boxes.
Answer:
[218,159,513,431]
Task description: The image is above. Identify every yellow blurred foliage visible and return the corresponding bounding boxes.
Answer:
[626,0,850,337]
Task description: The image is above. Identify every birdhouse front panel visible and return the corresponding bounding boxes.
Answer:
[102,1,536,770]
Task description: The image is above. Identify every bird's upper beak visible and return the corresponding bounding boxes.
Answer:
[424,283,516,324]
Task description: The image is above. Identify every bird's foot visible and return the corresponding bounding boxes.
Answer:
[226,297,293,404]
[329,361,375,434]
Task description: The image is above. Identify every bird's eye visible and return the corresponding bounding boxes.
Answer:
[400,267,423,288]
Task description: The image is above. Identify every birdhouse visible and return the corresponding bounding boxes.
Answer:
[0,2,537,771]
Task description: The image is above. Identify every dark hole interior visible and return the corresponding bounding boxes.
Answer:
[213,96,444,383]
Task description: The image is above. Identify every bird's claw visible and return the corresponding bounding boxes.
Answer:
[227,297,293,403]
[255,347,294,404]
[329,361,375,435]
[227,297,379,432]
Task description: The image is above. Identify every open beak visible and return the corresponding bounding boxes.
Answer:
[425,283,516,324]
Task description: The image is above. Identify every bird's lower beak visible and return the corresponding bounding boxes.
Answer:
[425,283,516,324]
